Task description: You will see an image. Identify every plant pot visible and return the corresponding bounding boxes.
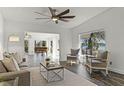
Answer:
[46,61,50,66]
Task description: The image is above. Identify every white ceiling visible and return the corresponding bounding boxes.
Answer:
[0,7,110,28]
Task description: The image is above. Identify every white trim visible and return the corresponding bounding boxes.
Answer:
[108,67,124,75]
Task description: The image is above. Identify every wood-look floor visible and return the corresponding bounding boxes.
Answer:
[60,61,124,86]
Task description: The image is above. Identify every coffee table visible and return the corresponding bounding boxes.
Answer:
[40,62,64,82]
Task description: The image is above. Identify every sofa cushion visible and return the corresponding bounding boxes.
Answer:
[0,61,7,73]
[11,53,22,64]
[2,57,20,72]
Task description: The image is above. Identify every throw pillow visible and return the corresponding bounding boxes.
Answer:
[11,57,20,71]
[2,57,20,72]
[11,53,21,64]
[0,61,7,73]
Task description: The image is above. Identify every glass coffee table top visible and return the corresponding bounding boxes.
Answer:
[40,62,64,71]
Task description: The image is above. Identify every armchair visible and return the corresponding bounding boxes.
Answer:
[67,49,80,65]
[86,51,109,75]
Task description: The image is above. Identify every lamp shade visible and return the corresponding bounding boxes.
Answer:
[9,35,20,42]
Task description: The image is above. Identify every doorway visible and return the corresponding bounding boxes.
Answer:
[24,32,60,67]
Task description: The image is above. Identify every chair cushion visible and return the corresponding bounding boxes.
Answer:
[2,57,20,72]
[67,55,77,60]
[86,61,107,68]
[0,61,7,73]
[91,62,107,68]
[71,49,79,56]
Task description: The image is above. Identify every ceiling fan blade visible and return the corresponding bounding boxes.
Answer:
[59,16,75,18]
[35,18,50,19]
[34,12,50,17]
[56,9,70,17]
[59,18,69,22]
[48,7,55,16]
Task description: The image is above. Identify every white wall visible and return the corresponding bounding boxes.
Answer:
[71,8,124,74]
[4,20,72,61]
[0,10,4,57]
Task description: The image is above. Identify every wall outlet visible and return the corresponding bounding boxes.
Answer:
[110,61,112,65]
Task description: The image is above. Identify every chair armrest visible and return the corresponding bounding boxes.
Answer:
[100,59,107,62]
[67,54,71,56]
[92,58,107,62]
[67,54,78,57]
[19,65,28,67]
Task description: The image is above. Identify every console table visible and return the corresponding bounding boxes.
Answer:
[35,47,48,56]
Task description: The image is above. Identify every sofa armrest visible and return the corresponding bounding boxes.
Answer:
[0,70,29,78]
[0,70,30,86]
[18,61,25,65]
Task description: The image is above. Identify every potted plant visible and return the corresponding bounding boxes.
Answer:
[87,33,93,55]
[45,58,51,66]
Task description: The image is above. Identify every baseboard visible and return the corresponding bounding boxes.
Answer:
[109,67,124,75]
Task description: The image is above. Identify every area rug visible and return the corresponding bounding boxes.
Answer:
[28,67,96,86]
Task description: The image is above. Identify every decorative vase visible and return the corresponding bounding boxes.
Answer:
[46,61,50,66]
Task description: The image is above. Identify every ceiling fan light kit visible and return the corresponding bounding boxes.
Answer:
[35,7,75,24]
[52,17,58,21]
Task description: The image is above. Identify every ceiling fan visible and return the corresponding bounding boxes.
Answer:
[34,7,75,24]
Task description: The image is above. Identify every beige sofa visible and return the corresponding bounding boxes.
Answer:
[0,53,30,86]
